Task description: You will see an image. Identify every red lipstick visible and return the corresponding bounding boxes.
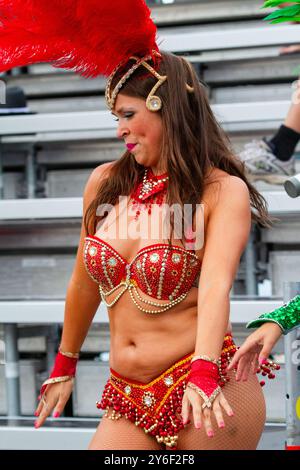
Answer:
[126,143,137,151]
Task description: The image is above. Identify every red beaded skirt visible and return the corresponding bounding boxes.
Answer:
[96,334,237,450]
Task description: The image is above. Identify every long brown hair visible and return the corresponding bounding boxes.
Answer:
[84,51,275,247]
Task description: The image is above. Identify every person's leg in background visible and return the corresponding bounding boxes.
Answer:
[268,97,300,162]
[238,28,300,185]
[238,98,300,184]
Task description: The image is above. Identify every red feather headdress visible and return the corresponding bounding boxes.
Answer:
[0,0,159,78]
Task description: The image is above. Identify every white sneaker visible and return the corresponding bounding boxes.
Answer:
[238,139,296,184]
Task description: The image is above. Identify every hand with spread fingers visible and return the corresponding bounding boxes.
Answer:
[227,294,300,381]
[226,323,282,382]
[34,379,74,428]
[181,356,234,437]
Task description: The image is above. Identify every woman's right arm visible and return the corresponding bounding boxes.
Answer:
[59,163,113,353]
[34,161,114,427]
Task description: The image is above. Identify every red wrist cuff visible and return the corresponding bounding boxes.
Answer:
[39,351,78,398]
[187,358,221,409]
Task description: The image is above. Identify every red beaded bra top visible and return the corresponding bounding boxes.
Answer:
[83,236,201,314]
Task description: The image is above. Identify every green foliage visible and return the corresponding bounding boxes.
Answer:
[262,1,299,8]
[266,16,300,23]
[264,5,300,17]
[262,2,300,23]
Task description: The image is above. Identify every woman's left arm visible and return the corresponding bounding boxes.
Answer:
[181,175,252,436]
[195,175,251,358]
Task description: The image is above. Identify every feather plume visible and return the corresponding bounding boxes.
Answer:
[0,0,158,77]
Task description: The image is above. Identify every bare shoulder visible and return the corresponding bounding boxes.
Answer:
[85,161,115,190]
[83,161,116,205]
[203,168,250,214]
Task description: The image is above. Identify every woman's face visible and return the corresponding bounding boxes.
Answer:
[112,93,165,174]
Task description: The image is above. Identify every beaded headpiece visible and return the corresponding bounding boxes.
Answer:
[105,51,195,112]
[105,51,167,112]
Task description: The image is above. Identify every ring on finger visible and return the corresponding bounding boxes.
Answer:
[41,395,49,410]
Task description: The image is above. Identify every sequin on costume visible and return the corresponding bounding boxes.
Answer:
[247,294,300,335]
[83,236,201,313]
[96,335,237,450]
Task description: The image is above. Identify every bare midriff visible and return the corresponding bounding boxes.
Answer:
[107,287,232,383]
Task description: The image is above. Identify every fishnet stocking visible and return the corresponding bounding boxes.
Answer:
[177,369,266,450]
[88,413,164,450]
[88,370,266,450]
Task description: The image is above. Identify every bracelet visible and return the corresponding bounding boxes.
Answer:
[59,347,80,359]
[191,355,218,365]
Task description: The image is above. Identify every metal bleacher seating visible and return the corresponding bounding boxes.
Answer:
[0,0,299,449]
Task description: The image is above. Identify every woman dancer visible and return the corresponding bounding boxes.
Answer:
[0,0,278,450]
[34,51,277,450]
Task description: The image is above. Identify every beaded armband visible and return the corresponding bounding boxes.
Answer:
[246,294,300,335]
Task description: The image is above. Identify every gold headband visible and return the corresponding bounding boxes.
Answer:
[105,51,194,112]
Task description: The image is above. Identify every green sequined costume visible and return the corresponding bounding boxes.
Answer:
[246,295,300,335]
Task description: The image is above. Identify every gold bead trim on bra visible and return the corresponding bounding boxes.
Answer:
[83,237,200,313]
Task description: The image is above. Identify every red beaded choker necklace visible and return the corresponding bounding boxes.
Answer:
[130,167,169,221]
